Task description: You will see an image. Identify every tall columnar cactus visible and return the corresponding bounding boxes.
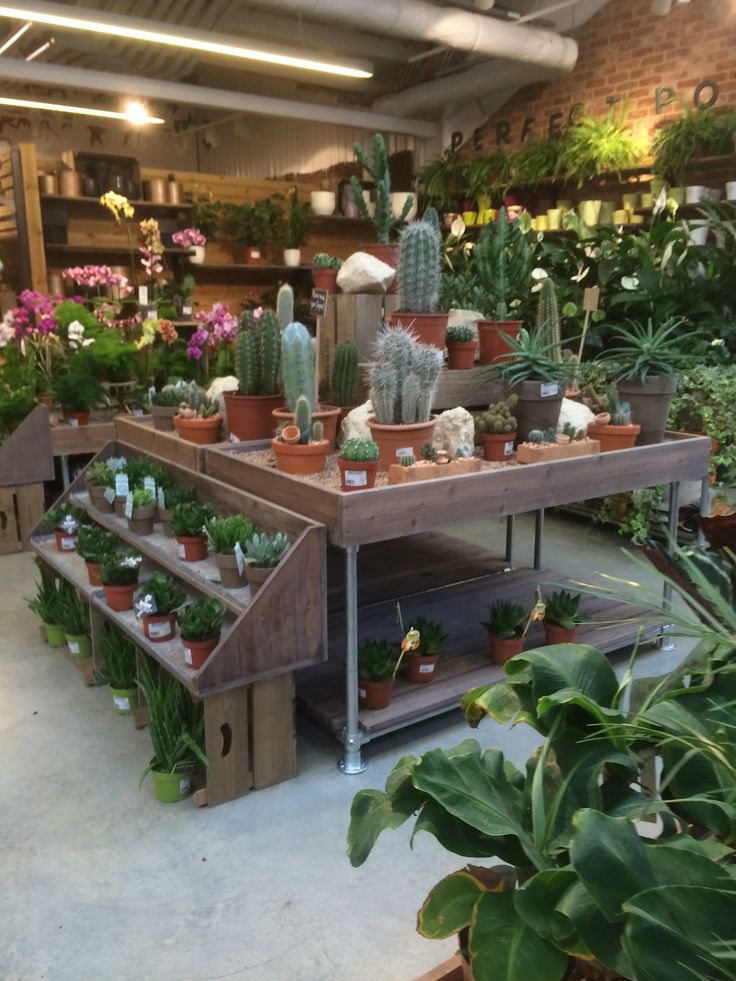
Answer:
[401,373,421,425]
[281,321,315,416]
[294,395,311,444]
[276,283,294,330]
[398,218,441,313]
[350,133,413,244]
[474,206,532,320]
[235,330,257,396]
[257,311,280,395]
[311,420,324,442]
[423,206,441,234]
[535,277,562,362]
[331,342,358,407]
[368,325,443,425]
[370,364,399,426]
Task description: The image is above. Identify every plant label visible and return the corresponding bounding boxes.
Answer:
[183,647,192,665]
[68,417,79,428]
[143,476,157,496]
[113,695,130,710]
[345,470,368,487]
[148,621,172,639]
[229,433,240,443]
[115,474,129,497]
[418,663,435,674]
[540,383,559,398]
[61,536,77,550]
[583,286,600,312]
[358,688,366,700]
[138,285,149,306]
[103,487,116,504]
[124,493,134,520]
[158,487,166,509]
[396,446,413,457]
[309,288,327,316]
[504,441,515,457]
[234,541,246,576]
[133,409,144,417]
[178,543,186,559]
[179,777,191,794]
[68,640,80,654]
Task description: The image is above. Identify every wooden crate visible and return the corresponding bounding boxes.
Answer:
[50,420,117,457]
[432,367,505,411]
[114,415,229,472]
[0,405,54,551]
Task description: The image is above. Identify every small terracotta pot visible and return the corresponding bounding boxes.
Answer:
[143,613,177,643]
[86,561,102,586]
[128,505,157,536]
[586,422,641,453]
[272,405,341,450]
[216,553,245,589]
[359,679,394,709]
[224,393,283,442]
[447,341,477,370]
[176,534,208,562]
[54,529,78,552]
[405,654,439,683]
[489,634,524,664]
[311,267,339,293]
[271,438,330,475]
[387,311,448,349]
[182,634,220,669]
[103,582,137,612]
[477,319,522,364]
[280,425,301,444]
[544,622,578,645]
[244,564,272,595]
[151,405,177,432]
[173,413,223,445]
[338,457,379,491]
[367,419,437,472]
[64,411,90,426]
[481,432,516,463]
[243,246,263,265]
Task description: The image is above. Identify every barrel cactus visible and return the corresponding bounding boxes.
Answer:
[340,438,379,462]
[399,453,416,468]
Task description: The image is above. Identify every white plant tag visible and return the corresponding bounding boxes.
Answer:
[133,409,144,416]
[179,777,191,794]
[115,473,129,497]
[234,541,245,576]
[61,536,77,550]
[124,493,134,520]
[183,647,192,665]
[229,433,239,443]
[69,417,79,428]
[148,621,171,639]
[113,695,130,710]
[138,285,149,306]
[540,383,559,398]
[143,476,157,496]
[158,487,166,509]
[103,487,116,504]
[178,543,186,559]
[345,470,368,487]
[504,440,515,457]
[396,445,413,457]
[418,663,435,674]
[68,640,80,654]
[358,687,366,700]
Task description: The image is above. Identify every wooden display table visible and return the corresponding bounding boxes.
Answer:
[0,405,53,552]
[114,414,229,472]
[51,419,117,488]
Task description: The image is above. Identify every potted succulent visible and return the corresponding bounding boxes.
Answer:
[170,501,215,562]
[402,615,447,684]
[26,561,67,647]
[135,572,186,642]
[330,342,359,423]
[542,588,582,644]
[243,531,290,594]
[367,325,443,470]
[157,484,196,538]
[204,514,256,588]
[275,185,310,266]
[481,599,527,663]
[338,437,380,491]
[51,370,104,426]
[387,210,448,349]
[221,197,281,264]
[496,329,569,442]
[311,252,342,293]
[224,308,282,441]
[272,405,329,475]
[127,487,157,536]
[59,583,92,659]
[475,395,518,462]
[45,503,87,552]
[177,596,226,669]
[85,459,116,512]
[98,621,139,714]
[173,386,223,446]
[149,387,181,432]
[138,658,208,802]
[100,548,143,611]
[76,524,118,585]
[445,324,477,370]
[358,639,399,710]
[586,387,641,452]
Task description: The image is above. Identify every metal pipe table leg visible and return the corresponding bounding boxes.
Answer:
[60,454,71,490]
[505,515,515,566]
[659,481,680,652]
[338,544,366,774]
[697,475,710,549]
[533,509,544,571]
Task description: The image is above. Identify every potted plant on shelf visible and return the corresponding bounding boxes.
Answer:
[138,657,209,802]
[26,561,67,647]
[475,395,518,462]
[76,524,118,585]
[330,342,359,423]
[100,548,142,612]
[173,386,223,446]
[496,329,569,442]
[272,403,329,475]
[445,324,477,370]
[243,531,290,594]
[542,587,582,644]
[652,104,736,185]
[586,387,641,452]
[556,103,646,187]
[186,193,221,244]
[170,501,215,562]
[402,615,447,684]
[127,487,157,536]
[367,325,443,470]
[221,197,281,265]
[172,226,206,264]
[149,387,181,432]
[275,186,309,267]
[358,639,400,710]
[85,459,116,512]
[177,596,225,669]
[134,572,186,643]
[338,438,380,491]
[157,484,196,538]
[59,583,92,659]
[51,370,104,426]
[224,308,282,441]
[98,622,139,714]
[387,209,448,349]
[481,599,527,663]
[311,252,342,293]
[45,503,87,552]
[204,514,256,589]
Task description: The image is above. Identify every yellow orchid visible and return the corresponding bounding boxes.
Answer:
[100,190,135,221]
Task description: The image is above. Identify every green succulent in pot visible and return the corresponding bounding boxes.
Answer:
[100,548,143,586]
[358,639,398,683]
[135,573,186,617]
[481,600,527,639]
[76,524,118,565]
[244,531,289,569]
[203,514,255,556]
[543,588,582,630]
[26,560,66,632]
[312,252,342,269]
[169,501,215,539]
[176,597,225,642]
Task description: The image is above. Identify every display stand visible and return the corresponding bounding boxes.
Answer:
[114,414,228,472]
[0,404,53,552]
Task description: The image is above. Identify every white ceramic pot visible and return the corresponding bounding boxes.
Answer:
[687,220,710,246]
[310,191,336,216]
[188,245,205,265]
[703,187,722,202]
[685,185,706,204]
[283,248,301,267]
[390,191,418,223]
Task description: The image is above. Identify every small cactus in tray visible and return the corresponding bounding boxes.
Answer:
[399,453,416,468]
[475,394,518,437]
[420,442,438,462]
[340,438,379,462]
[311,420,324,443]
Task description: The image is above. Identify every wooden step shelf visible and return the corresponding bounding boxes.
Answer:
[40,194,192,212]
[0,405,53,552]
[51,420,116,457]
[115,414,228,473]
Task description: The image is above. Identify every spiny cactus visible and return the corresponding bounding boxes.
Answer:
[399,453,415,468]
[536,277,562,361]
[420,442,437,462]
[340,437,379,462]
[281,321,315,416]
[294,395,311,445]
[446,324,475,344]
[455,444,473,458]
[311,419,324,443]
[612,402,632,426]
[561,421,582,441]
[277,283,294,330]
[401,373,421,425]
[475,395,518,436]
[369,364,399,426]
[423,206,441,234]
[398,218,441,314]
[235,330,257,395]
[528,429,545,444]
[368,325,442,426]
[235,309,281,396]
[331,342,358,408]
[474,206,532,320]
[581,384,609,415]
[350,133,412,244]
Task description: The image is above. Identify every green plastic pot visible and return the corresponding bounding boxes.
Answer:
[44,622,67,647]
[110,687,138,715]
[151,769,192,803]
[65,633,92,659]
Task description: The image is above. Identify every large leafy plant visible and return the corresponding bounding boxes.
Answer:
[138,657,208,779]
[652,105,736,184]
[556,104,646,186]
[598,317,692,382]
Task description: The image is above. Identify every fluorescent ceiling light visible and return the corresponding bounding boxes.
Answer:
[0,1,373,78]
[25,36,52,60]
[0,19,31,55]
[0,95,164,123]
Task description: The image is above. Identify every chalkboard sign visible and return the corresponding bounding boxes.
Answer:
[310,288,328,317]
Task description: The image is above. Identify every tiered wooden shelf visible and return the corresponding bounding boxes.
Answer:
[0,404,53,552]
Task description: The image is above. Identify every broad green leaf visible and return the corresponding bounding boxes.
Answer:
[505,645,619,714]
[556,880,633,976]
[469,889,568,981]
[418,867,508,939]
[514,868,583,948]
[463,682,520,727]
[413,798,530,865]
[346,754,424,867]
[650,834,735,863]
[535,689,625,731]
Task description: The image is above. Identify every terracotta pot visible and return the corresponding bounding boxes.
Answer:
[176,534,208,562]
[224,393,282,442]
[359,242,399,292]
[53,528,78,552]
[616,375,677,445]
[489,634,524,664]
[151,405,177,432]
[89,484,107,506]
[182,634,220,669]
[103,582,137,612]
[477,319,522,364]
[86,561,101,586]
[405,654,439,684]
[359,678,394,709]
[216,553,245,589]
[271,438,330,475]
[338,457,379,491]
[281,425,301,444]
[143,613,177,643]
[64,411,90,426]
[367,418,437,472]
[447,341,477,370]
[512,380,563,444]
[586,422,641,452]
[128,505,157,536]
[174,414,223,445]
[244,564,272,595]
[544,622,578,645]
[387,311,448,349]
[158,506,173,538]
[311,267,339,293]
[243,245,263,265]
[272,405,341,450]
[481,432,517,463]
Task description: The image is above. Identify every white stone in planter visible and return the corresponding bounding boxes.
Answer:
[206,375,239,415]
[558,398,594,434]
[433,407,475,456]
[341,401,373,443]
[337,252,395,294]
[447,308,484,341]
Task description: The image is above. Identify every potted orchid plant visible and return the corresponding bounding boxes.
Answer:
[172,227,207,265]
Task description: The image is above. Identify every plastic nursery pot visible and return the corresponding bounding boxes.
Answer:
[489,634,524,665]
[615,376,677,446]
[151,769,192,803]
[114,496,127,517]
[367,419,437,473]
[103,583,137,612]
[311,268,338,293]
[64,411,90,427]
[358,679,394,710]
[405,654,439,683]
[176,534,208,562]
[65,633,92,659]
[224,393,283,442]
[337,457,379,491]
[271,438,330,476]
[182,635,220,670]
[386,311,449,350]
[151,405,177,432]
[586,422,641,453]
[446,341,477,370]
[158,506,173,538]
[544,622,578,645]
[110,686,138,715]
[44,622,67,647]
[173,413,223,446]
[359,242,399,293]
[128,505,157,537]
[53,529,78,552]
[85,561,102,586]
[272,405,341,450]
[481,432,517,463]
[244,564,272,595]
[511,380,563,444]
[143,613,177,643]
[216,553,245,589]
[477,319,522,364]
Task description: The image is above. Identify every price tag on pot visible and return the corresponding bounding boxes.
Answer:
[178,543,186,559]
[540,383,559,398]
[115,473,129,497]
[68,417,79,428]
[418,663,435,674]
[358,687,366,700]
[67,640,80,654]
[395,446,413,458]
[60,536,77,551]
[504,440,514,457]
[143,476,157,496]
[229,432,240,444]
[113,695,130,711]
[183,647,192,665]
[179,776,191,794]
[138,285,149,306]
[148,621,171,639]
[234,541,246,577]
[103,487,116,505]
[124,493,134,520]
[345,469,368,487]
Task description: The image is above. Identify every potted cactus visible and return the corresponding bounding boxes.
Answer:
[204,514,256,588]
[475,395,518,462]
[586,387,641,452]
[127,487,157,536]
[497,328,569,442]
[403,615,447,684]
[173,383,223,445]
[367,325,443,470]
[358,639,400,710]
[98,622,139,714]
[170,501,215,562]
[516,424,600,463]
[542,588,582,644]
[272,398,329,475]
[330,342,359,423]
[76,524,118,585]
[311,252,342,293]
[176,597,225,669]
[100,548,143,612]
[387,210,447,349]
[338,437,380,491]
[243,531,290,594]
[157,484,196,538]
[135,572,186,643]
[481,599,527,664]
[445,323,477,369]
[224,308,282,441]
[149,387,181,432]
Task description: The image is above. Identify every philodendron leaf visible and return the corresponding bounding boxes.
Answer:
[557,879,633,977]
[412,798,529,865]
[346,754,424,867]
[504,645,619,714]
[469,889,568,981]
[417,866,510,940]
[514,868,585,951]
[462,682,520,728]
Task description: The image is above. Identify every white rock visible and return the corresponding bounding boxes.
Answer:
[447,308,484,341]
[207,375,239,415]
[558,397,595,434]
[337,252,395,294]
[340,400,373,444]
[433,406,475,456]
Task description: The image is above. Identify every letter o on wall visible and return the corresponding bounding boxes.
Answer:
[694,80,719,110]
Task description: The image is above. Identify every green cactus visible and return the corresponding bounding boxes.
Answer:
[368,326,442,425]
[331,342,358,408]
[399,453,415,468]
[294,395,311,445]
[398,218,441,313]
[340,438,379,462]
[474,206,532,320]
[611,403,632,426]
[311,419,324,443]
[455,444,472,458]
[281,321,315,416]
[235,330,257,396]
[350,133,413,244]
[257,311,281,395]
[369,364,399,426]
[423,206,441,234]
[476,395,518,438]
[544,427,558,442]
[528,429,545,444]
[535,277,562,361]
[276,283,294,330]
[420,442,437,462]
[400,373,421,425]
[561,421,581,441]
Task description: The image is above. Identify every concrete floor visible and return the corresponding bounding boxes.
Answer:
[0,514,692,981]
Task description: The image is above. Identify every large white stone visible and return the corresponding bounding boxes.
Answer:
[337,252,396,294]
[447,308,484,341]
[340,400,373,444]
[433,406,475,456]
[558,397,595,434]
[207,375,239,415]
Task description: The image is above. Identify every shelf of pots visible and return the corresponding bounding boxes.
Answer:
[386,208,448,349]
[28,440,327,805]
[311,252,342,294]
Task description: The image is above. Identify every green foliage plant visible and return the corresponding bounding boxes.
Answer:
[160,484,196,511]
[58,581,90,636]
[150,388,181,408]
[203,514,255,555]
[473,207,532,320]
[51,371,103,412]
[368,326,443,426]
[351,133,413,243]
[274,186,310,249]
[26,560,65,625]
[496,328,570,386]
[76,524,118,564]
[481,600,527,639]
[669,364,736,483]
[185,194,222,240]
[136,573,186,616]
[131,488,155,509]
[358,639,397,682]
[330,342,358,407]
[98,622,138,689]
[138,657,208,779]
[221,198,281,246]
[397,217,442,313]
[45,502,87,531]
[652,105,736,184]
[0,383,36,436]
[340,438,379,463]
[598,317,693,382]
[543,588,582,629]
[312,252,342,269]
[557,103,646,186]
[243,531,289,568]
[407,616,448,657]
[507,137,564,188]
[169,501,215,539]
[176,597,225,642]
[100,548,142,586]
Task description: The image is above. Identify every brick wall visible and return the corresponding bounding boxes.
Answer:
[472,0,736,153]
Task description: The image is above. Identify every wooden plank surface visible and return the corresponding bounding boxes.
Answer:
[51,421,116,456]
[432,367,504,410]
[16,483,46,546]
[114,415,209,472]
[0,487,21,554]
[251,673,297,790]
[18,143,46,291]
[0,405,54,485]
[203,687,251,806]
[414,956,465,981]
